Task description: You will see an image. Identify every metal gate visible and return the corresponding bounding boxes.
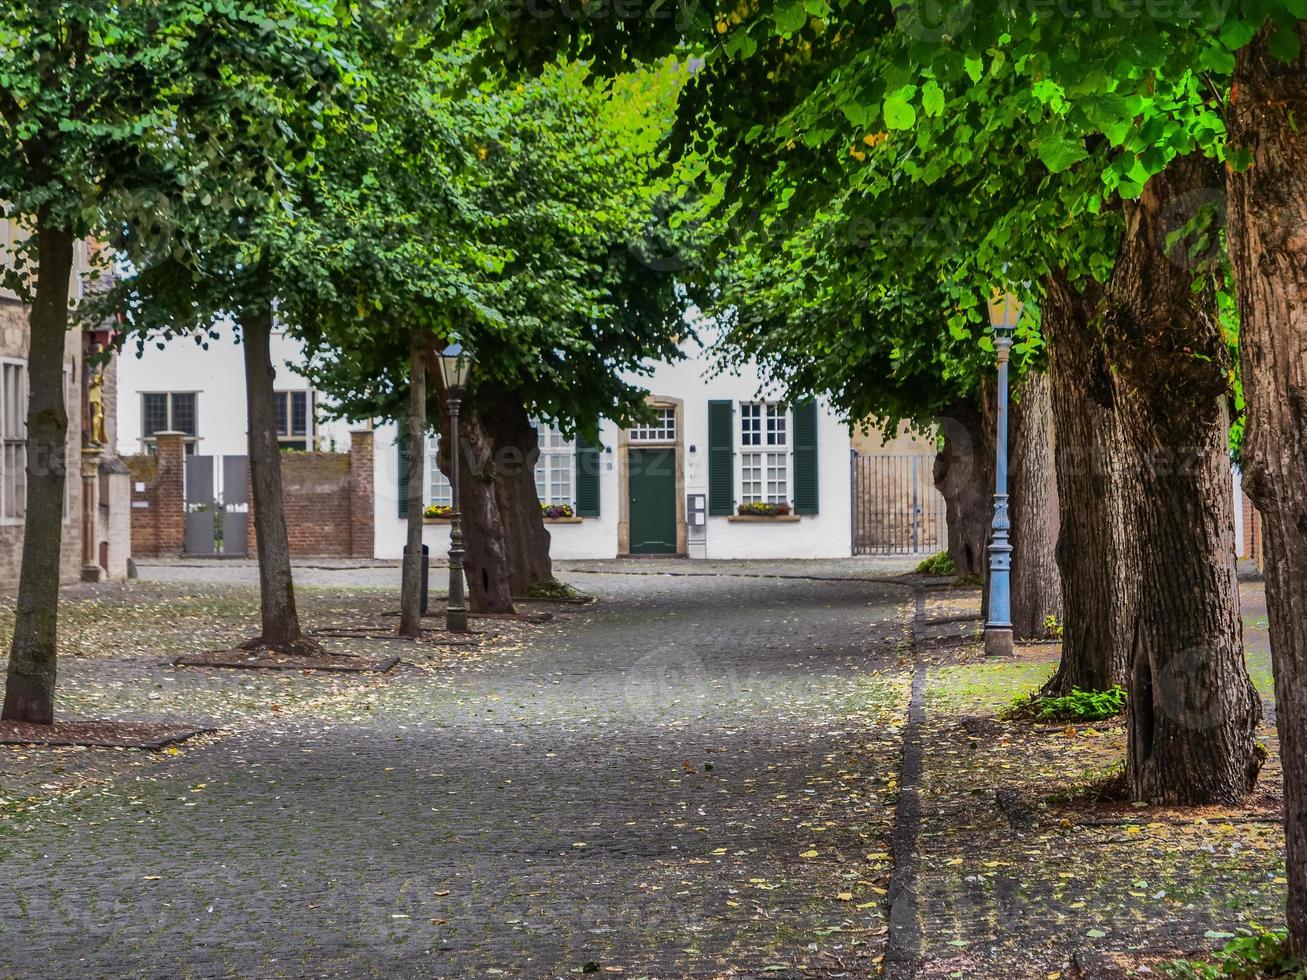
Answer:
[851,453,948,556]
[184,455,250,556]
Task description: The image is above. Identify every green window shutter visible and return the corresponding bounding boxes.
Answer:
[708,400,734,516]
[397,430,412,519]
[792,400,819,515]
[575,428,601,518]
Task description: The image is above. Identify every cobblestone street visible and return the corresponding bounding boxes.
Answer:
[0,566,915,978]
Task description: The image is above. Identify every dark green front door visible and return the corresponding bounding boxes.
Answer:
[628,448,677,555]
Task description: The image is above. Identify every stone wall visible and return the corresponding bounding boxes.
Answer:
[0,299,84,591]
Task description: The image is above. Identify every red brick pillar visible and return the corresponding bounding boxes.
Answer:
[153,432,186,556]
[349,430,375,558]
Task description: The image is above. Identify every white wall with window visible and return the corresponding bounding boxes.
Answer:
[116,319,353,459]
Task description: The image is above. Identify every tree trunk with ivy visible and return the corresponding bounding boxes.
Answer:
[1105,154,1260,805]
[2,218,74,724]
[1009,372,1062,641]
[1042,272,1134,695]
[476,383,554,596]
[933,397,993,578]
[1227,22,1307,953]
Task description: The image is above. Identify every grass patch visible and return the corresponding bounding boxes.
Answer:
[1162,927,1305,979]
[914,551,956,575]
[1002,686,1127,723]
[927,661,1056,714]
[521,578,583,600]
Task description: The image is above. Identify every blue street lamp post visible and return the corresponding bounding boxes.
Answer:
[984,292,1021,658]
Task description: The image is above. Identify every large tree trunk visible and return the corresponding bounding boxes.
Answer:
[431,380,514,614]
[241,303,312,653]
[933,398,992,577]
[1106,154,1260,805]
[1042,272,1134,694]
[1227,23,1307,954]
[399,334,426,638]
[477,384,554,596]
[2,219,74,724]
[1009,372,1062,641]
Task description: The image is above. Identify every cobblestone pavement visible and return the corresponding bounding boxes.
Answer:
[0,571,915,978]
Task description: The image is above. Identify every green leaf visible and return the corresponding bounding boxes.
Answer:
[921,80,945,118]
[883,95,916,130]
[1036,135,1088,173]
[772,2,807,34]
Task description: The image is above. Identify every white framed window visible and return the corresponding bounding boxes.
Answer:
[141,391,198,453]
[739,402,790,504]
[628,406,676,443]
[426,437,452,508]
[1,359,27,522]
[534,421,574,505]
[274,390,313,450]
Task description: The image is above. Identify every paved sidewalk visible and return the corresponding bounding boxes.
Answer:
[132,555,925,591]
[0,571,915,977]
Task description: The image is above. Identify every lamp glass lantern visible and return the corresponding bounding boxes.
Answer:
[439,342,472,393]
[987,290,1024,335]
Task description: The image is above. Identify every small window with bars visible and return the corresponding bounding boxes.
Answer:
[627,406,676,443]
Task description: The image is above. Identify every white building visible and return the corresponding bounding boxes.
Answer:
[373,336,855,561]
[115,321,353,458]
[118,327,861,560]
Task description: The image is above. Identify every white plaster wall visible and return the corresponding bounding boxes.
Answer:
[370,419,623,562]
[115,319,354,458]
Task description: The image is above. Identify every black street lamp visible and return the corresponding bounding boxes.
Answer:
[438,342,473,633]
[984,290,1022,658]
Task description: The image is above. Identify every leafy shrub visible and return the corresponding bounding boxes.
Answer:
[1044,614,1064,639]
[1003,686,1127,723]
[737,501,791,516]
[1162,928,1305,979]
[915,551,956,575]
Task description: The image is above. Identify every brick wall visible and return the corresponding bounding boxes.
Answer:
[125,432,186,558]
[128,430,375,559]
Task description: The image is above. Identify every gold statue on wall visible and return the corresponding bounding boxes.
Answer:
[86,349,107,447]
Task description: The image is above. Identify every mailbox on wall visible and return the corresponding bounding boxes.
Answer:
[687,493,706,527]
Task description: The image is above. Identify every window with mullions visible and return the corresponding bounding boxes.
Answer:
[739,402,789,504]
[1,360,26,522]
[534,421,574,505]
[141,392,198,453]
[424,421,577,508]
[627,406,676,443]
[274,390,312,450]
